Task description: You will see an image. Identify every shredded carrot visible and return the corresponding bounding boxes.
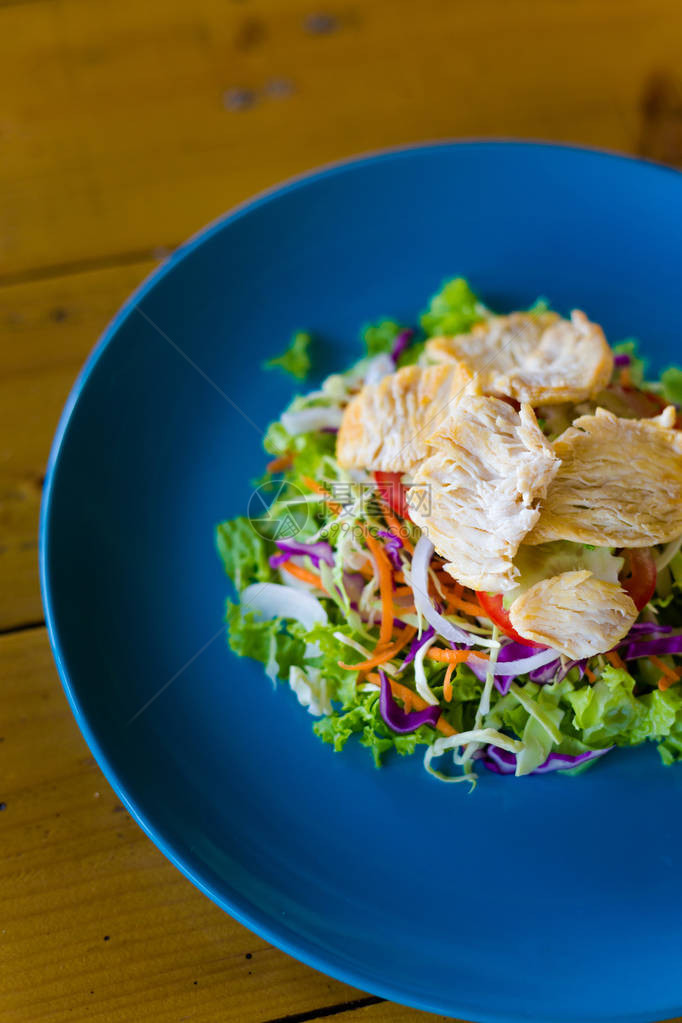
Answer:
[266,454,292,473]
[394,571,406,584]
[362,527,395,647]
[585,666,597,684]
[650,655,681,690]
[393,604,416,616]
[605,650,626,671]
[300,475,343,515]
[379,502,415,554]
[445,590,485,618]
[443,663,455,702]
[281,561,328,593]
[620,365,633,387]
[338,627,417,671]
[650,654,678,678]
[426,647,488,664]
[358,561,376,580]
[364,672,457,736]
[393,585,413,598]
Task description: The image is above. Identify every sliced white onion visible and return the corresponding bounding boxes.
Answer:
[410,535,498,649]
[423,745,477,786]
[242,581,327,629]
[656,534,682,572]
[472,625,501,740]
[486,647,559,677]
[430,728,524,758]
[241,582,327,659]
[414,634,439,706]
[281,405,344,435]
[288,665,332,717]
[363,352,395,385]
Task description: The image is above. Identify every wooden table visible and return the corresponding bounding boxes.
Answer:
[2,2,682,1020]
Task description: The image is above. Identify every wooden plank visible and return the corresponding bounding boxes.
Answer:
[0,626,375,1023]
[320,1003,468,1023]
[1,0,682,276]
[0,260,156,630]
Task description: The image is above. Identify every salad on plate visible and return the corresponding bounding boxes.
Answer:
[217,278,682,785]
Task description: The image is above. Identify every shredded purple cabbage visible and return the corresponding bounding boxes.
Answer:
[557,658,587,683]
[391,328,415,362]
[402,625,436,667]
[377,530,403,569]
[343,572,366,605]
[527,659,562,684]
[613,353,631,367]
[624,622,673,638]
[495,642,552,694]
[467,641,585,691]
[483,745,613,775]
[378,669,441,733]
[270,538,334,570]
[620,635,682,661]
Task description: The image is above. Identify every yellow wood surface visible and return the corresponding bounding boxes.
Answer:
[2,0,682,1020]
[2,0,682,278]
[0,628,454,1023]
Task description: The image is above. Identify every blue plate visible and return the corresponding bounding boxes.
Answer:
[41,142,682,1023]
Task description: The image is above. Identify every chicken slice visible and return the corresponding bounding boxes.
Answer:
[508,570,638,659]
[407,396,560,592]
[336,363,472,473]
[426,310,613,405]
[526,405,682,547]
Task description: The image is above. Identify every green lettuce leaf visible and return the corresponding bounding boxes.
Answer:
[313,692,435,768]
[567,666,642,746]
[362,319,404,357]
[360,319,424,367]
[264,331,312,380]
[420,277,484,337]
[225,601,306,679]
[304,622,371,708]
[566,665,682,748]
[263,421,337,482]
[660,366,682,406]
[612,339,647,387]
[216,517,272,591]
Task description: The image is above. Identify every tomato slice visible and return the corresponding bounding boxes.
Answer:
[374,470,412,521]
[475,590,540,647]
[604,383,668,420]
[619,547,657,611]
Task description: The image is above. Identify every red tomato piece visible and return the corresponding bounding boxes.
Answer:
[475,590,541,647]
[607,383,667,419]
[619,547,657,611]
[374,470,412,521]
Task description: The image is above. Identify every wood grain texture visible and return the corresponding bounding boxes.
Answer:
[2,0,682,276]
[0,628,442,1023]
[0,260,156,630]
